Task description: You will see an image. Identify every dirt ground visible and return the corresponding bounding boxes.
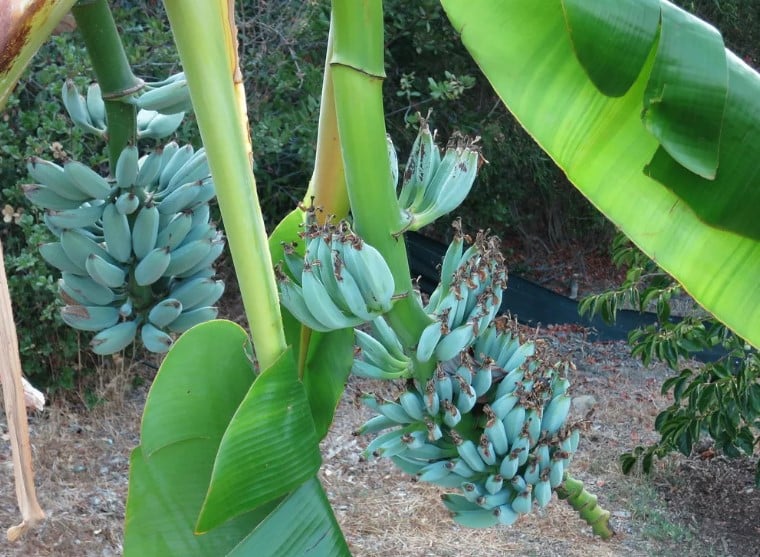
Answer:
[1,242,759,556]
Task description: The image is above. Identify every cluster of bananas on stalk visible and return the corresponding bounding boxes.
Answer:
[352,226,581,528]
[23,142,224,355]
[62,72,191,139]
[390,115,483,232]
[21,72,224,355]
[275,206,396,332]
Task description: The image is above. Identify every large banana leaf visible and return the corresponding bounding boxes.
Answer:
[440,0,760,348]
[124,320,349,556]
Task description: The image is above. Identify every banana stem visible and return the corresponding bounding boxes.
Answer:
[556,474,615,540]
[71,0,142,168]
[330,0,431,349]
[305,16,349,221]
[163,0,287,371]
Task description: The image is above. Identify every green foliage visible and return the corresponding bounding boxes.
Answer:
[580,233,760,484]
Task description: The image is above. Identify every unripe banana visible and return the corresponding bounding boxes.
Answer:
[22,183,82,211]
[133,77,191,113]
[510,489,532,514]
[416,320,443,363]
[119,298,134,318]
[354,415,398,436]
[148,298,183,328]
[441,493,481,513]
[166,306,218,333]
[141,323,173,353]
[167,147,210,189]
[45,203,104,230]
[157,181,201,214]
[39,242,85,274]
[115,145,139,189]
[60,229,113,270]
[156,211,193,250]
[61,273,116,306]
[484,410,509,455]
[523,457,540,485]
[90,320,138,355]
[27,157,89,201]
[134,246,171,286]
[524,408,542,447]
[351,359,408,380]
[333,264,376,322]
[503,405,526,447]
[417,460,452,483]
[85,253,126,288]
[434,322,475,362]
[115,192,140,215]
[450,508,501,529]
[398,391,426,422]
[534,478,551,508]
[549,456,564,488]
[369,316,406,362]
[163,239,213,277]
[61,79,103,135]
[132,203,160,260]
[355,329,410,372]
[60,305,120,331]
[301,265,362,331]
[541,394,571,436]
[138,111,184,140]
[477,436,497,466]
[159,144,195,190]
[85,82,106,130]
[277,274,331,332]
[341,238,394,313]
[63,160,112,199]
[399,118,439,208]
[102,204,132,263]
[453,434,487,473]
[136,150,163,188]
[168,277,223,310]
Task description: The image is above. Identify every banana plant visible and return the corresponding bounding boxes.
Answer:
[2,0,760,554]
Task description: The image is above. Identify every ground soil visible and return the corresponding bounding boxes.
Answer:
[1,241,758,556]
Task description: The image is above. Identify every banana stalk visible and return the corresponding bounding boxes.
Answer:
[330,0,432,351]
[71,0,142,168]
[556,474,615,540]
[163,0,287,370]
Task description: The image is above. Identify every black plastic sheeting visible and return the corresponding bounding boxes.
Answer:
[406,232,726,363]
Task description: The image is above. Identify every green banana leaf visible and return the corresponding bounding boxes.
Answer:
[124,320,348,555]
[440,0,760,348]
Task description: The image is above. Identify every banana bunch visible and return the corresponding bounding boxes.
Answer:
[129,72,193,116]
[392,116,483,231]
[61,78,186,140]
[416,224,508,364]
[276,208,396,332]
[358,320,580,528]
[61,80,108,137]
[24,141,224,355]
